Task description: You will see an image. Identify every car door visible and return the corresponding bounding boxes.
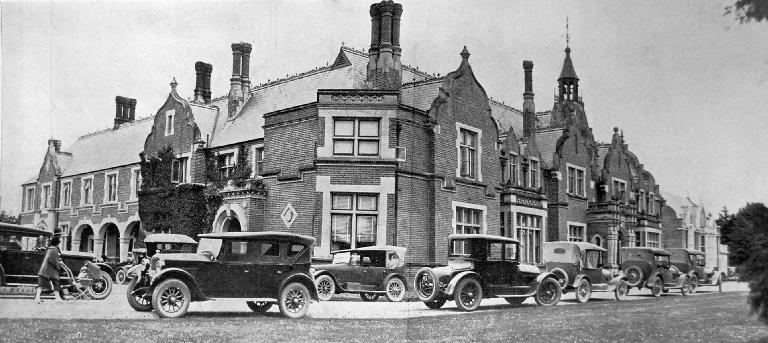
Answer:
[251,240,289,298]
[335,252,366,291]
[482,241,516,293]
[581,250,605,284]
[203,239,254,298]
[655,254,674,286]
[359,251,387,290]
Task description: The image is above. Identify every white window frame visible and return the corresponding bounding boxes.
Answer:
[611,177,627,202]
[165,110,174,136]
[329,193,379,251]
[60,179,72,208]
[529,158,539,189]
[451,201,487,235]
[81,176,94,206]
[516,212,543,263]
[646,231,660,248]
[648,192,655,215]
[23,186,36,212]
[639,190,646,212]
[41,182,52,210]
[130,167,141,201]
[103,171,119,204]
[252,144,264,178]
[455,123,483,182]
[216,149,237,180]
[171,154,190,184]
[567,221,586,242]
[566,163,586,197]
[331,118,381,157]
[508,153,518,186]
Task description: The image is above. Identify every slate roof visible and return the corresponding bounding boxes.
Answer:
[536,128,564,164]
[60,117,154,177]
[490,100,523,135]
[537,112,552,128]
[400,79,441,111]
[558,47,578,80]
[597,145,610,170]
[189,102,220,143]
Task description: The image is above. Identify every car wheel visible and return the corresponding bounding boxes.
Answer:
[413,267,439,302]
[454,278,483,312]
[575,279,591,303]
[315,275,335,302]
[87,270,113,300]
[625,266,643,287]
[651,277,663,297]
[360,293,380,302]
[681,277,691,296]
[614,279,628,301]
[550,268,569,289]
[278,282,310,319]
[504,297,526,305]
[151,278,191,318]
[534,277,562,306]
[126,278,152,312]
[424,299,447,309]
[116,269,127,285]
[689,274,699,294]
[246,301,273,313]
[385,278,406,302]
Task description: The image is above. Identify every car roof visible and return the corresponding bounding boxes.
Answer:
[544,241,607,252]
[332,245,406,255]
[621,247,671,256]
[198,231,316,245]
[131,248,147,254]
[0,223,52,237]
[144,234,198,244]
[668,248,705,255]
[448,233,520,244]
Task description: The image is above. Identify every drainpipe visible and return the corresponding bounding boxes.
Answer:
[393,121,402,246]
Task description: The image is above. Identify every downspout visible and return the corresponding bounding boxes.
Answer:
[393,121,402,246]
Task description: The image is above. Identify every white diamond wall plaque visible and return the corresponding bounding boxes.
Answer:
[281,203,297,228]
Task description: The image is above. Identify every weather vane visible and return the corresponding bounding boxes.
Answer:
[563,16,571,47]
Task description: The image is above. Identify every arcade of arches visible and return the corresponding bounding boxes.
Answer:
[71,220,143,262]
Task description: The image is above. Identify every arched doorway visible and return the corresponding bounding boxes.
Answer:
[222,217,241,232]
[101,223,120,263]
[592,235,603,247]
[79,225,94,253]
[126,221,144,250]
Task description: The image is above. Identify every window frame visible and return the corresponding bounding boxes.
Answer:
[165,110,174,136]
[330,193,380,251]
[508,153,518,185]
[104,172,119,203]
[171,156,189,184]
[529,158,539,189]
[566,163,586,197]
[459,128,478,179]
[331,118,381,157]
[130,167,142,201]
[611,177,627,202]
[516,213,543,264]
[81,177,94,205]
[42,183,51,210]
[567,222,586,242]
[61,180,72,208]
[216,150,236,180]
[24,186,36,212]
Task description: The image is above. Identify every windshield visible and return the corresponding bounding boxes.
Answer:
[196,238,222,259]
[654,254,670,267]
[584,250,603,269]
[694,255,706,266]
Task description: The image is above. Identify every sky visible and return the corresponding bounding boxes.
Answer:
[1,0,767,216]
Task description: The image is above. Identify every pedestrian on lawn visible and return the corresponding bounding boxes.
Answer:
[34,236,66,303]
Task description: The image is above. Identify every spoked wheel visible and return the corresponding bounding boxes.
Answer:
[151,279,191,318]
[625,266,643,288]
[534,277,562,306]
[505,297,526,305]
[413,268,439,302]
[360,293,380,302]
[614,279,628,301]
[651,277,663,297]
[88,271,113,300]
[424,299,447,309]
[315,275,335,302]
[278,282,310,319]
[126,278,152,311]
[575,279,591,303]
[689,275,699,294]
[454,278,482,312]
[246,301,273,313]
[385,278,406,302]
[681,277,691,296]
[116,269,127,285]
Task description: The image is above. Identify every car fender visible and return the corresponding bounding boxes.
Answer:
[126,263,145,278]
[381,273,408,291]
[549,267,570,289]
[313,271,341,290]
[535,272,558,284]
[94,262,115,278]
[646,271,662,287]
[606,275,627,291]
[571,274,588,289]
[445,271,480,296]
[280,273,319,302]
[149,268,205,301]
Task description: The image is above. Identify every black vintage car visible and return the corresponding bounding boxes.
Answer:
[543,241,629,302]
[0,223,113,300]
[313,246,407,302]
[620,247,691,297]
[143,231,318,319]
[668,248,723,292]
[413,234,562,311]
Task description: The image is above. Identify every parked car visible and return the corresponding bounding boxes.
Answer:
[668,248,725,291]
[413,234,562,311]
[620,247,691,297]
[543,241,629,302]
[313,246,407,302]
[0,223,113,300]
[126,234,198,311]
[115,248,147,284]
[143,231,318,318]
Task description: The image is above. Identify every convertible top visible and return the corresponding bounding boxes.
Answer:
[0,223,51,237]
[620,247,671,256]
[544,241,607,252]
[144,234,198,245]
[667,248,705,256]
[198,231,316,245]
[332,245,406,258]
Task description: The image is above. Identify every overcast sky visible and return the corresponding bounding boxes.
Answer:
[1,0,766,216]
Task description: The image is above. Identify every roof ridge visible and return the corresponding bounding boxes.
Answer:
[401,77,444,88]
[488,98,522,112]
[77,115,154,140]
[249,64,336,93]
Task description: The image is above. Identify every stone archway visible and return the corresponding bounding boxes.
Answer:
[592,234,603,248]
[77,225,95,253]
[213,204,247,232]
[100,223,120,262]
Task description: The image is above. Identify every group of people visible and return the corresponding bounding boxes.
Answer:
[34,231,68,303]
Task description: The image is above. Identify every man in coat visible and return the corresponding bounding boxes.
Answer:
[34,236,66,303]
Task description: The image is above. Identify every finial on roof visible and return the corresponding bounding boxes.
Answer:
[170,77,178,90]
[460,46,470,60]
[613,127,619,133]
[564,16,571,49]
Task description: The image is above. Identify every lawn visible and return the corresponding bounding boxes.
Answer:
[1,291,767,343]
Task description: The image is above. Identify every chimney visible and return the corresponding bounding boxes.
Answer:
[48,139,62,153]
[366,0,402,89]
[194,62,213,104]
[229,43,244,117]
[522,61,536,138]
[114,96,136,129]
[203,63,213,103]
[240,43,252,98]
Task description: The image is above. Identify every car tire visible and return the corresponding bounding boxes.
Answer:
[315,275,335,302]
[534,277,562,306]
[385,277,406,302]
[550,268,569,289]
[360,293,380,302]
[278,282,311,319]
[87,270,113,300]
[681,277,690,296]
[651,277,663,297]
[152,278,191,318]
[625,266,643,288]
[575,279,591,303]
[454,278,482,312]
[689,274,699,294]
[504,297,526,305]
[424,299,447,309]
[116,269,127,285]
[246,301,273,313]
[126,278,152,312]
[614,279,628,301]
[413,267,439,302]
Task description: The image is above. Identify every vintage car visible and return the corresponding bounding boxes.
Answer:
[115,248,147,284]
[0,223,113,300]
[620,247,692,297]
[668,248,724,291]
[542,241,629,302]
[313,246,407,302]
[413,234,562,311]
[142,231,318,319]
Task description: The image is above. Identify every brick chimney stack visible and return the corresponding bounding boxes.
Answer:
[522,61,536,138]
[229,42,250,117]
[114,96,136,129]
[194,61,213,104]
[366,0,402,89]
[240,43,252,98]
[48,139,62,153]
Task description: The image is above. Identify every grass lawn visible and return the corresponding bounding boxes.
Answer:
[1,291,767,342]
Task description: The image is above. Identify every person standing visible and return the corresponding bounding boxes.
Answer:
[34,236,66,303]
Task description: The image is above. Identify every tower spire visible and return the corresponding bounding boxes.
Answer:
[557,17,580,103]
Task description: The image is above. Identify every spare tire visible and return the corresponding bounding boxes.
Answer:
[624,266,644,287]
[550,268,569,289]
[413,267,439,302]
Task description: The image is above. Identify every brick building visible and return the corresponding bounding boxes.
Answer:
[22,0,672,268]
[661,192,729,270]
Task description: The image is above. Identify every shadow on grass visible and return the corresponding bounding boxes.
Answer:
[185,311,284,318]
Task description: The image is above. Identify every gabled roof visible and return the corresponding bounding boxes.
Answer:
[489,100,523,135]
[535,128,564,165]
[60,117,154,177]
[400,79,442,111]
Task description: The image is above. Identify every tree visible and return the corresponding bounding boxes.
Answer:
[725,0,768,23]
[0,210,19,224]
[718,202,768,324]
